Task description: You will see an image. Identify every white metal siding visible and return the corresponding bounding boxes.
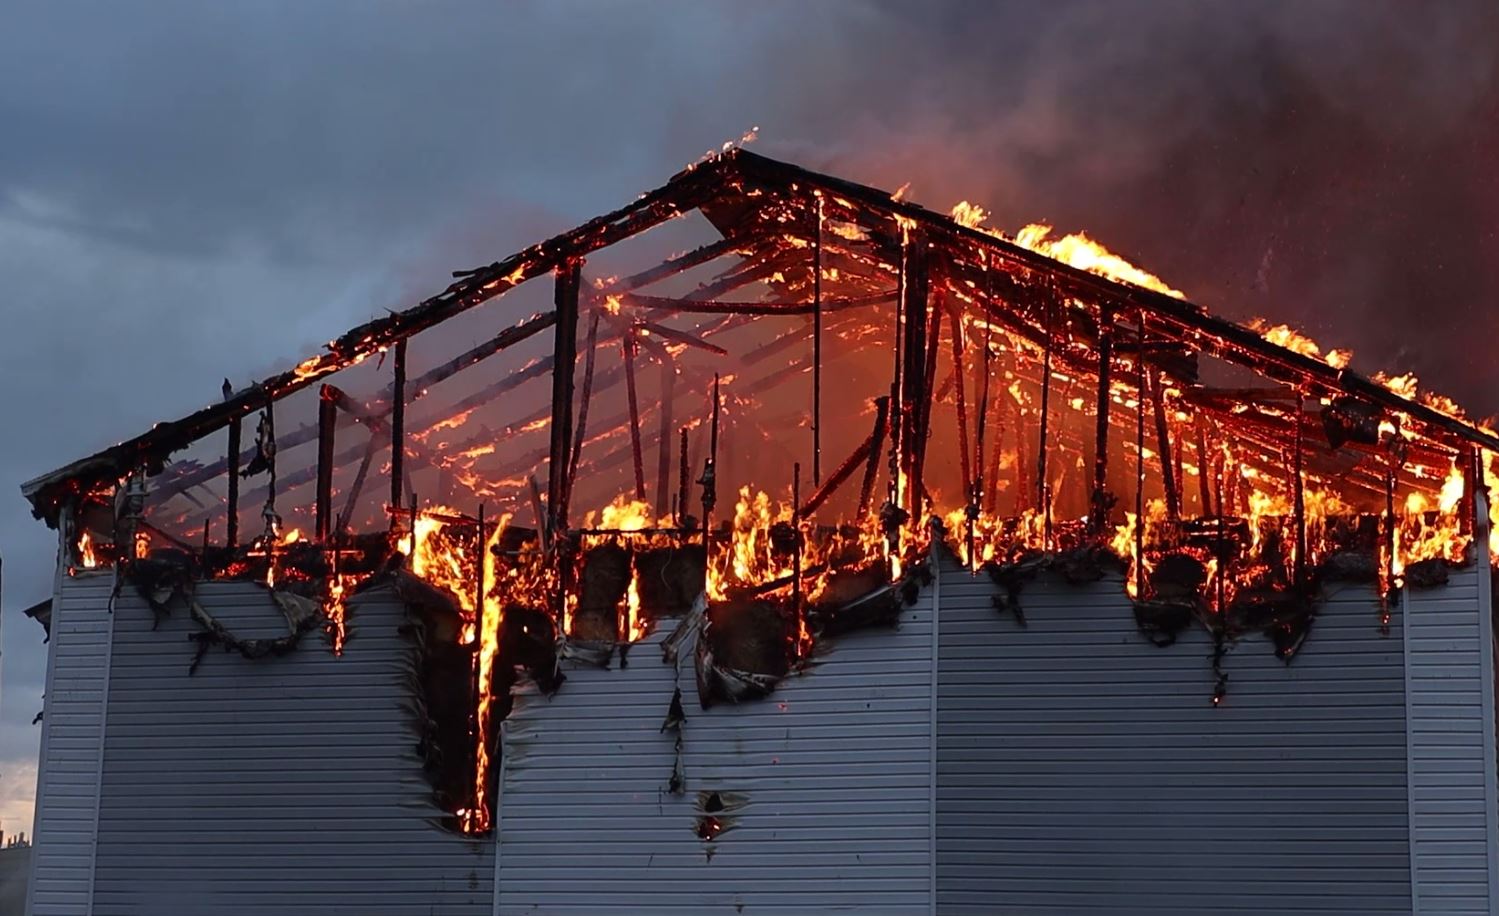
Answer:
[496,583,936,915]
[934,549,1411,914]
[24,572,114,916]
[1404,553,1498,913]
[88,579,493,915]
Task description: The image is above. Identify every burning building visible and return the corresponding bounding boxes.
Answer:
[18,147,1499,914]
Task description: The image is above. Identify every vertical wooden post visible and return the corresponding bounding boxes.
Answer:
[1292,391,1307,586]
[1134,313,1147,599]
[1089,305,1115,534]
[899,236,929,516]
[949,305,972,496]
[226,397,241,549]
[1195,414,1214,517]
[390,339,407,519]
[812,193,824,486]
[1149,365,1180,520]
[678,427,690,528]
[547,261,582,538]
[1037,294,1055,544]
[622,334,646,500]
[655,358,675,515]
[315,385,337,542]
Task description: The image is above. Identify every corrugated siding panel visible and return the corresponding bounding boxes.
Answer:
[25,572,113,916]
[89,580,492,916]
[934,549,1411,915]
[496,584,936,915]
[1404,560,1498,914]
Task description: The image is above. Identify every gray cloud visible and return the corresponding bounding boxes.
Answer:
[4,0,1496,834]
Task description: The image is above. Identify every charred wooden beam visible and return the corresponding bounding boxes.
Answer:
[1089,306,1115,533]
[614,235,746,292]
[1037,294,1055,537]
[390,339,407,518]
[1292,392,1307,585]
[678,427,690,527]
[336,432,380,534]
[949,303,972,495]
[627,290,892,316]
[225,384,241,548]
[801,431,876,518]
[636,321,728,356]
[812,192,824,485]
[315,386,337,542]
[547,261,583,538]
[1149,365,1180,520]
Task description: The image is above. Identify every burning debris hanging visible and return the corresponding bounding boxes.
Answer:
[22,146,1499,837]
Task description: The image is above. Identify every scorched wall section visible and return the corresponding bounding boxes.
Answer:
[933,549,1412,915]
[495,583,937,915]
[85,580,492,916]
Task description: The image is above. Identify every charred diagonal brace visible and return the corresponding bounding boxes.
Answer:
[857,396,893,518]
[566,311,602,508]
[801,434,877,518]
[636,321,728,356]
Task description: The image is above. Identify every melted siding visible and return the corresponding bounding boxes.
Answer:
[25,572,113,916]
[87,579,493,916]
[496,583,936,915]
[934,548,1411,914]
[1403,552,1499,913]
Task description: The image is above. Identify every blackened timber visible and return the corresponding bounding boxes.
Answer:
[812,192,824,485]
[1149,366,1179,519]
[337,434,379,533]
[225,392,241,548]
[857,396,891,517]
[677,427,690,527]
[1089,307,1114,533]
[390,339,407,516]
[629,291,892,316]
[1292,391,1307,585]
[1037,295,1055,533]
[1195,415,1214,516]
[315,386,337,542]
[615,235,746,292]
[547,262,582,538]
[636,321,728,356]
[802,432,875,517]
[949,304,972,494]
[913,284,943,508]
[899,235,929,513]
[1134,313,1147,598]
[622,336,647,499]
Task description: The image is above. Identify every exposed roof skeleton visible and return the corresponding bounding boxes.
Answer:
[21,148,1499,526]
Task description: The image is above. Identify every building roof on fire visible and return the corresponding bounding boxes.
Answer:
[20,148,1498,527]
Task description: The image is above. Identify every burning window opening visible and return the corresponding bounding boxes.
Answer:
[31,147,1499,836]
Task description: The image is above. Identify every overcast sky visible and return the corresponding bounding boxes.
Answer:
[3,0,1496,837]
